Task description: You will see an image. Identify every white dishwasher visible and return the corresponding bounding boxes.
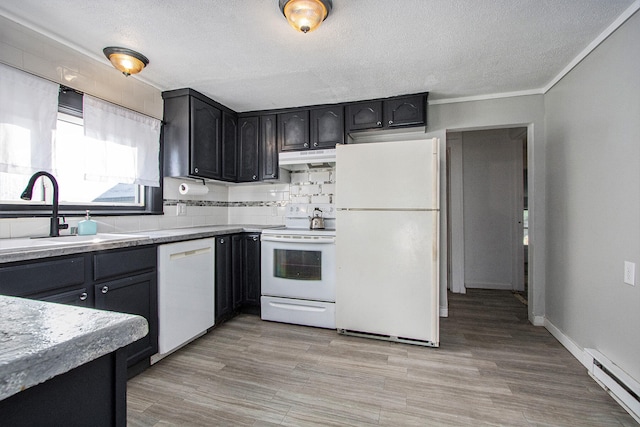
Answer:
[154,238,215,362]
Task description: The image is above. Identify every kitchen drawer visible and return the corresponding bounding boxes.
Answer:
[93,246,156,282]
[0,256,85,297]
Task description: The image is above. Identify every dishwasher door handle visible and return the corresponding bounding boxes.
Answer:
[169,246,212,260]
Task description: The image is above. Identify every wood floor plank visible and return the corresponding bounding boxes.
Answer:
[127,289,638,426]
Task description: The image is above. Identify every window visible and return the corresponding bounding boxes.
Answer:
[0,83,163,216]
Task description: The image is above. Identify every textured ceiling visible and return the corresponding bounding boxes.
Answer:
[0,1,635,112]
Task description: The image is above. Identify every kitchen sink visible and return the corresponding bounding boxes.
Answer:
[0,233,147,254]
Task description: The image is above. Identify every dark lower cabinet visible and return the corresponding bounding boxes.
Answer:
[0,245,158,378]
[242,233,261,310]
[215,233,262,326]
[94,272,158,370]
[215,235,234,324]
[232,234,244,310]
[0,349,127,427]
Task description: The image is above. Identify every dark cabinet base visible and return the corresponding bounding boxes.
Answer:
[0,348,127,427]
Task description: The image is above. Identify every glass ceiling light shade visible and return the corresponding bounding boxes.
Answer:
[279,0,332,33]
[103,47,149,76]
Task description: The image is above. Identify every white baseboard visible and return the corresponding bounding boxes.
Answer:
[531,315,545,326]
[543,318,590,368]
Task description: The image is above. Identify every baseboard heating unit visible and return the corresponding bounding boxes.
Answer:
[584,348,640,423]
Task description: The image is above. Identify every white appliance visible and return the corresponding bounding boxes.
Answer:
[261,203,336,329]
[154,238,215,362]
[278,148,336,170]
[335,138,440,346]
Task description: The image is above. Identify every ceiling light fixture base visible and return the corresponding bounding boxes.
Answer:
[279,0,332,33]
[103,46,149,76]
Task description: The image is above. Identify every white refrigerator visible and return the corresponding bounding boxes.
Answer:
[335,138,440,346]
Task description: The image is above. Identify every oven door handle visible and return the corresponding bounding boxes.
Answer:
[261,236,335,244]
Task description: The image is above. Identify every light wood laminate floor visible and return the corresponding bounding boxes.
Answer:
[128,290,637,426]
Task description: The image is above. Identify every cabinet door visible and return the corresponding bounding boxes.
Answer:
[278,110,310,152]
[222,111,238,181]
[190,96,222,179]
[260,114,279,180]
[94,272,158,367]
[345,101,383,132]
[41,287,90,307]
[231,234,243,310]
[242,234,261,307]
[310,106,344,149]
[215,235,234,324]
[384,95,426,128]
[237,116,260,182]
[0,255,86,298]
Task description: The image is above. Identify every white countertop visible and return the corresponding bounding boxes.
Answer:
[0,295,148,401]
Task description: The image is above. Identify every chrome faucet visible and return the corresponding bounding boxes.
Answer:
[21,171,68,237]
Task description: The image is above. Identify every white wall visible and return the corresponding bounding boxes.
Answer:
[544,11,640,381]
[425,95,546,322]
[0,15,162,120]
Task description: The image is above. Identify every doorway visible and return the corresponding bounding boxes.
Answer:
[446,128,527,295]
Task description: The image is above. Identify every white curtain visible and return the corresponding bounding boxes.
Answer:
[0,63,59,175]
[83,95,161,187]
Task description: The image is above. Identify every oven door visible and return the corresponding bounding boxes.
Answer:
[261,235,335,302]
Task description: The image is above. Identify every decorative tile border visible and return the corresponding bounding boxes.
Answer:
[163,199,288,208]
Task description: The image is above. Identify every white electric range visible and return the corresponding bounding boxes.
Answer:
[260,204,336,329]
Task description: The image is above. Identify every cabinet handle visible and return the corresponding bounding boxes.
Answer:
[252,175,257,180]
[220,238,225,244]
[388,120,394,125]
[303,142,309,148]
[313,142,318,147]
[79,292,88,301]
[376,121,382,126]
[194,167,199,173]
[101,286,109,294]
[271,173,275,178]
[252,236,258,241]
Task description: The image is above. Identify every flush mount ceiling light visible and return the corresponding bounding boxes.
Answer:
[279,0,332,33]
[103,47,149,76]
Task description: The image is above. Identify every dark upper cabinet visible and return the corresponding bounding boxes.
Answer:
[345,93,428,133]
[260,114,279,180]
[190,96,222,178]
[163,90,222,179]
[278,110,310,152]
[345,101,383,132]
[222,111,238,181]
[237,116,260,182]
[310,105,344,149]
[383,94,426,128]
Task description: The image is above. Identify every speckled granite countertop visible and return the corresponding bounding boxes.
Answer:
[0,224,280,264]
[0,295,148,401]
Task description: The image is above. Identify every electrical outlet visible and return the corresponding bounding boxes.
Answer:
[624,261,635,286]
[176,203,187,216]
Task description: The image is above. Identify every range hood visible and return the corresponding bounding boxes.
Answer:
[279,148,336,171]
